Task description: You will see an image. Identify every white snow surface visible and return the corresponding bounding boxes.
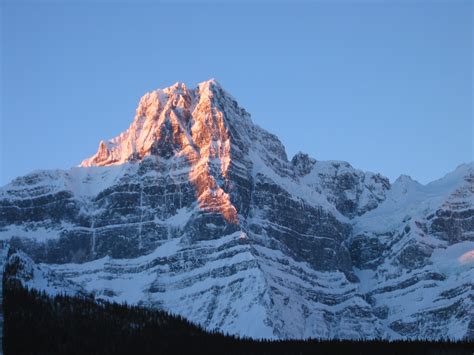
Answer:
[354,163,473,235]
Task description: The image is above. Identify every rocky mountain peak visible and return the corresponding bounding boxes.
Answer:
[80,79,248,168]
[291,152,317,176]
[392,174,422,195]
[80,79,249,224]
[0,79,472,341]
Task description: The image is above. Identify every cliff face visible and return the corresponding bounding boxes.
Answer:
[0,80,472,340]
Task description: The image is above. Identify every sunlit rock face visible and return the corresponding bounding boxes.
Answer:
[82,80,243,226]
[0,79,472,340]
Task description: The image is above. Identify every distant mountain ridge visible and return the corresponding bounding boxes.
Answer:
[0,79,472,341]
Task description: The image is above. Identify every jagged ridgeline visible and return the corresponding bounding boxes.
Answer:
[3,263,472,355]
[0,79,473,341]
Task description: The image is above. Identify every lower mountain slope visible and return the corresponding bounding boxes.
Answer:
[3,265,472,355]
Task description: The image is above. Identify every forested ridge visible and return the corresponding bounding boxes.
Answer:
[3,280,472,355]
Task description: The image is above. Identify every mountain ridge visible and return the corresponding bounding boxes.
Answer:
[0,79,472,341]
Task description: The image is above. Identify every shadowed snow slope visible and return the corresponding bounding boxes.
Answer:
[0,79,472,340]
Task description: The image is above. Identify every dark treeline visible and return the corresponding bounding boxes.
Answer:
[3,281,473,355]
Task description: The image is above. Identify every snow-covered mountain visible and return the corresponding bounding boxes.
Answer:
[0,79,472,340]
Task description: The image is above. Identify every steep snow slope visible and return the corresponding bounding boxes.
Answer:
[0,80,472,340]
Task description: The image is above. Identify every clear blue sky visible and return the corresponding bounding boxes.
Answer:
[1,1,472,185]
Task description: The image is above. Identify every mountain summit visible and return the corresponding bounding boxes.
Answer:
[81,79,245,168]
[81,79,255,224]
[0,80,472,341]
